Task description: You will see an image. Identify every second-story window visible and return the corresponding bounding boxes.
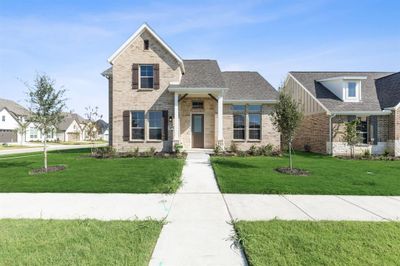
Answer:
[348,82,357,98]
[144,40,149,50]
[140,65,154,89]
[1,115,5,122]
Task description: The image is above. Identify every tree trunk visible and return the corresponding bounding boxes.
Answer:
[44,134,48,171]
[288,141,293,170]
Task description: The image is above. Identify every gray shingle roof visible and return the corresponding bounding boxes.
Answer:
[290,72,395,112]
[101,67,112,77]
[57,112,85,131]
[222,71,278,101]
[376,72,400,109]
[0,98,30,117]
[96,119,109,134]
[172,60,226,88]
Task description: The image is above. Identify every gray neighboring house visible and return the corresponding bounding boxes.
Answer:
[96,119,109,141]
[102,23,280,152]
[283,71,400,156]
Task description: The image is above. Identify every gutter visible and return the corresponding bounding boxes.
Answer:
[331,110,392,116]
[223,99,278,104]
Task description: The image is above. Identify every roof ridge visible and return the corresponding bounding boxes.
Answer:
[375,71,400,81]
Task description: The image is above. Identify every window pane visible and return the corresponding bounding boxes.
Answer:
[231,105,245,112]
[140,65,153,76]
[249,130,261,140]
[192,101,204,109]
[234,130,245,139]
[132,129,144,140]
[131,111,144,128]
[248,105,261,112]
[348,82,356,97]
[193,115,203,133]
[233,114,245,128]
[249,114,261,129]
[140,77,153,88]
[356,120,368,144]
[149,111,162,128]
[149,129,162,140]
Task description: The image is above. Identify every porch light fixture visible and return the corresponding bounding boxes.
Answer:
[169,116,173,122]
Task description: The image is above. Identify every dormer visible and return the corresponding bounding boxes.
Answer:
[317,76,367,102]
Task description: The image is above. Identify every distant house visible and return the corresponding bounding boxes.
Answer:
[0,98,30,143]
[283,72,400,156]
[56,112,86,142]
[96,119,109,141]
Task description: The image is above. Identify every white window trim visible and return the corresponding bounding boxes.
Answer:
[130,111,145,141]
[343,80,361,102]
[139,64,154,90]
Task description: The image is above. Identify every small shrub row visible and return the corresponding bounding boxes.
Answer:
[213,142,281,157]
[92,146,186,159]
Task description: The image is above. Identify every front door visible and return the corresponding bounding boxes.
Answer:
[192,114,204,148]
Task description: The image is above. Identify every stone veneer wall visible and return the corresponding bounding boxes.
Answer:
[222,104,280,151]
[111,30,181,152]
[179,97,216,149]
[292,112,330,154]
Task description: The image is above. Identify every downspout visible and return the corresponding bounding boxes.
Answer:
[329,114,336,156]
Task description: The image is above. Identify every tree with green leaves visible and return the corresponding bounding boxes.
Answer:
[82,106,103,154]
[343,119,360,158]
[26,74,66,171]
[271,92,303,170]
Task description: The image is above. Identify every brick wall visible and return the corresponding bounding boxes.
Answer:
[292,112,329,154]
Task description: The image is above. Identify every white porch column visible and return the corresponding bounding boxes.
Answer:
[217,94,224,147]
[174,92,180,142]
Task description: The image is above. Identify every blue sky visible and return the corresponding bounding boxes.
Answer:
[1,0,399,120]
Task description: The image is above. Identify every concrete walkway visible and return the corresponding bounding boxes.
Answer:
[0,143,107,156]
[149,152,247,266]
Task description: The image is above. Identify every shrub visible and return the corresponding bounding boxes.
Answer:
[237,150,247,157]
[93,146,116,158]
[134,147,140,157]
[144,147,157,157]
[383,149,390,157]
[174,144,183,153]
[304,144,311,152]
[363,149,372,158]
[259,144,274,156]
[248,144,259,156]
[214,144,223,155]
[229,142,239,153]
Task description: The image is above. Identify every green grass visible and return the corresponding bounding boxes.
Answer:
[0,219,162,266]
[0,149,184,193]
[235,220,400,266]
[211,152,400,195]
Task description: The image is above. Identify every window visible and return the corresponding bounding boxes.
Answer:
[348,82,357,98]
[131,111,145,140]
[232,105,246,140]
[144,39,149,50]
[140,65,154,89]
[149,111,163,140]
[356,119,368,144]
[30,127,37,139]
[1,115,5,122]
[192,101,204,109]
[249,114,261,139]
[248,105,262,112]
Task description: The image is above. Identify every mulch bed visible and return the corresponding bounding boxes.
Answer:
[29,165,66,175]
[276,167,310,176]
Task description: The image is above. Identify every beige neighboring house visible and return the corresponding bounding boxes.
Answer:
[0,98,30,143]
[102,23,280,152]
[283,72,400,156]
[56,112,86,142]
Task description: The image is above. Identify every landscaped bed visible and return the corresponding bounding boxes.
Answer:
[235,220,400,266]
[0,219,162,265]
[211,152,400,195]
[0,149,184,193]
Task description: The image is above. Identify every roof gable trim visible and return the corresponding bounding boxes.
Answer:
[108,23,185,73]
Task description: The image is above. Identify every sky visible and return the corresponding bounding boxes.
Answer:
[1,0,399,121]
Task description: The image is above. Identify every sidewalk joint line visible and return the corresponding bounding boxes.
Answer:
[336,196,388,221]
[389,196,400,202]
[281,195,315,220]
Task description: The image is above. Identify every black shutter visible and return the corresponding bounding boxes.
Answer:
[132,64,139,89]
[153,64,160,89]
[123,111,130,141]
[371,116,378,145]
[163,110,168,141]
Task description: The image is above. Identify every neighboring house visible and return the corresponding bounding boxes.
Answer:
[283,72,400,156]
[56,112,86,142]
[102,23,280,152]
[96,119,109,141]
[0,98,30,143]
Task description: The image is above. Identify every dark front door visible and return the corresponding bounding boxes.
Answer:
[192,114,204,148]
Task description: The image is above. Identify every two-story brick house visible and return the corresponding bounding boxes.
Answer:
[102,23,280,152]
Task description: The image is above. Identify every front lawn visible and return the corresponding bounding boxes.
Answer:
[235,220,400,266]
[0,149,184,193]
[0,219,162,265]
[211,152,400,195]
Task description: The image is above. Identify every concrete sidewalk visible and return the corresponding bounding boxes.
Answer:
[149,152,247,266]
[224,194,400,221]
[0,143,107,156]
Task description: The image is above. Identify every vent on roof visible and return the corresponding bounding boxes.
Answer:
[144,40,149,50]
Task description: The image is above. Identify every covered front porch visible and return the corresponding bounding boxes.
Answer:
[169,87,228,150]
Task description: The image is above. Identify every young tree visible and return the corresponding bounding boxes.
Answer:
[342,119,360,158]
[26,74,66,171]
[82,106,103,154]
[271,92,303,170]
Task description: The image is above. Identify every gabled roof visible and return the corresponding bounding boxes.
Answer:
[96,119,109,134]
[289,71,395,112]
[107,23,185,73]
[0,98,30,117]
[222,71,278,102]
[169,60,226,89]
[376,72,400,109]
[57,112,84,131]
